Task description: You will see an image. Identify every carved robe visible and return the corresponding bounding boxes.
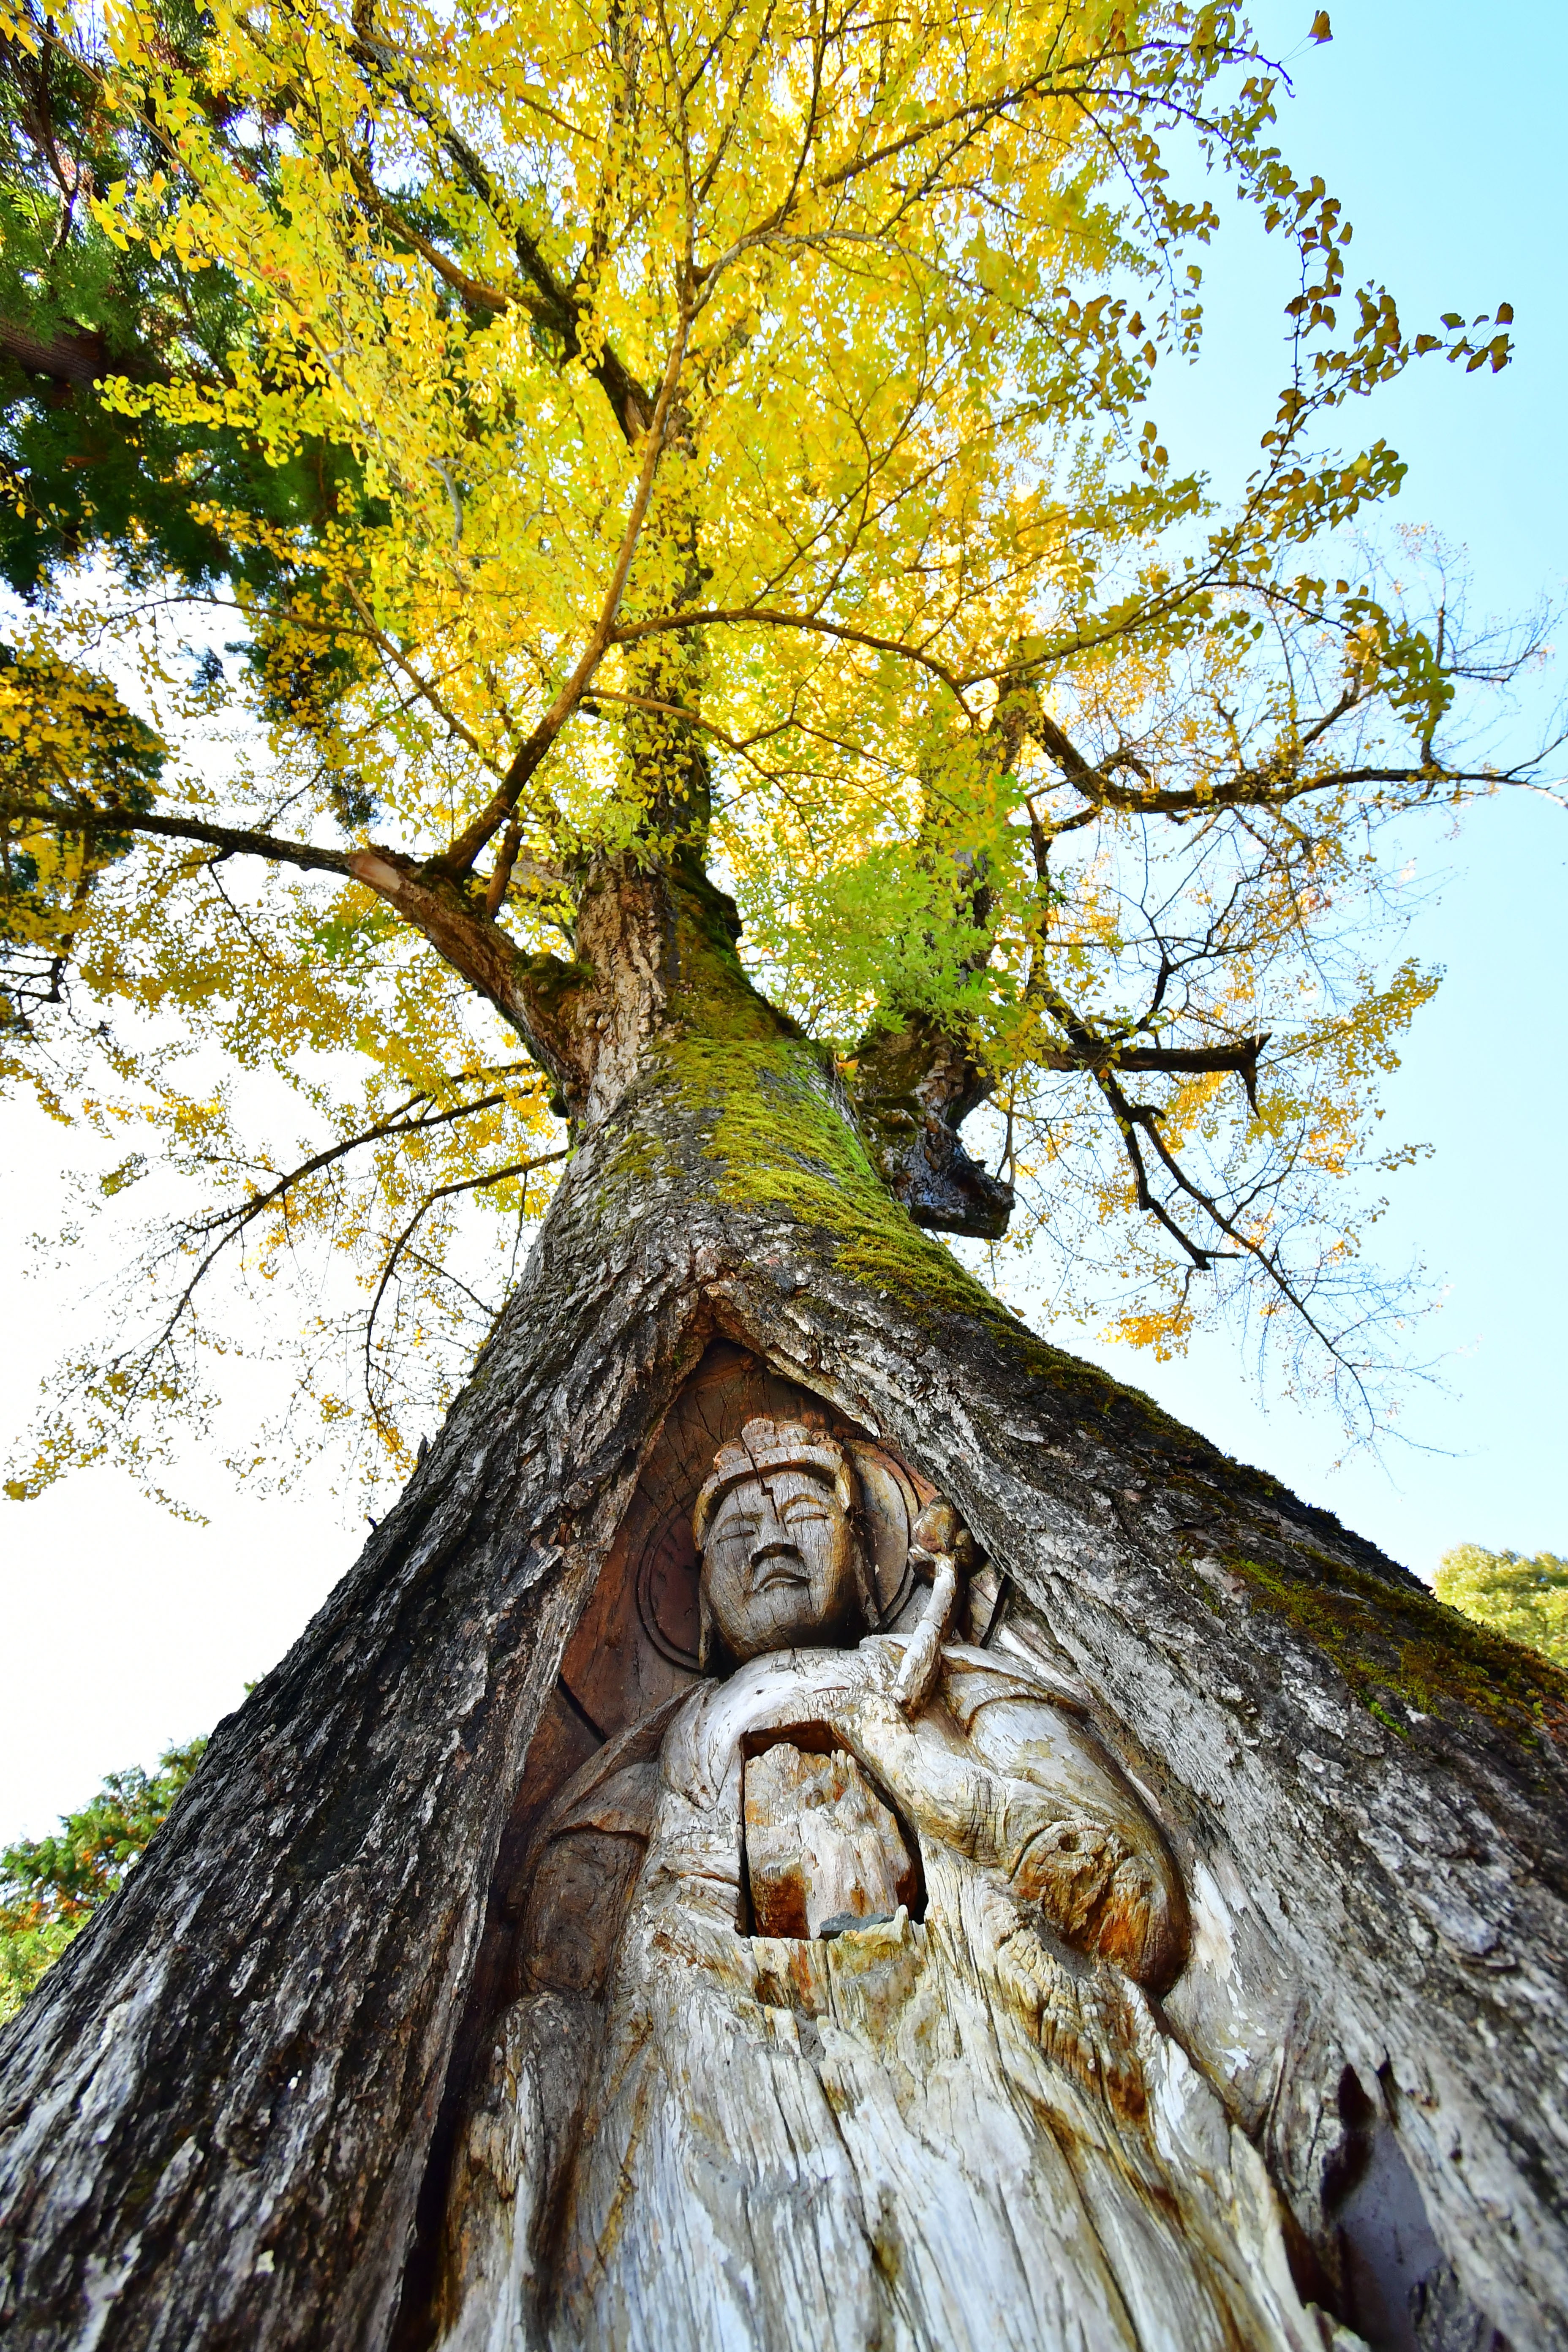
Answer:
[434,1638,1351,2352]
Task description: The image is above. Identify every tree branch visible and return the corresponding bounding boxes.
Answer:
[1034,1039,1269,1110]
[124,1081,547,1401]
[433,297,696,878]
[362,1149,566,1428]
[610,604,974,708]
[0,796,598,1100]
[1018,698,1531,827]
[346,161,514,318]
[347,44,654,442]
[186,1082,537,1250]
[0,797,353,877]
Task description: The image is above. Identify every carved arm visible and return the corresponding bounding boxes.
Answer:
[841,1665,1188,1993]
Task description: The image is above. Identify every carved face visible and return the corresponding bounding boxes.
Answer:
[700,1468,867,1662]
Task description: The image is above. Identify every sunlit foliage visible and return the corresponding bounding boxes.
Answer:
[0,0,1552,1505]
[0,635,164,1032]
[1436,1546,1568,1671]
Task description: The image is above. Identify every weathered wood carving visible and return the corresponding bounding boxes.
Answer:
[427,1382,1362,2352]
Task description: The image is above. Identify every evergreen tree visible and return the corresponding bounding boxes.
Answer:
[0,1740,205,2024]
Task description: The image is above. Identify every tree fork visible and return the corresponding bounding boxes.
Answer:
[850,1009,1015,1239]
[0,917,1564,2349]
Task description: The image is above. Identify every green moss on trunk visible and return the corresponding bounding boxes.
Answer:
[1228,1548,1568,1745]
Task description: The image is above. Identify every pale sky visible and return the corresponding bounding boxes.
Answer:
[1051,0,1568,1571]
[3,0,1564,1842]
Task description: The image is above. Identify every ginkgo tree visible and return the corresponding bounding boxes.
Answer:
[3,5,1566,2346]
[0,0,1541,1508]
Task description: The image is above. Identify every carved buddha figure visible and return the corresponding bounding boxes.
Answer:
[433,1420,1347,2352]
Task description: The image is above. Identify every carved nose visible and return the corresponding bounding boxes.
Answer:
[751,1490,790,1553]
[750,1536,806,1588]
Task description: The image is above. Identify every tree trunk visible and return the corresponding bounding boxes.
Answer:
[1,871,1563,2352]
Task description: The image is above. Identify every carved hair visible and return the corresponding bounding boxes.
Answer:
[692,1416,856,1546]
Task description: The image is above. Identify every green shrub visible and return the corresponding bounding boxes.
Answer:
[0,1737,205,2024]
[1435,1546,1568,1671]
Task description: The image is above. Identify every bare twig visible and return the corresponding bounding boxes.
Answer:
[363,1149,566,1423]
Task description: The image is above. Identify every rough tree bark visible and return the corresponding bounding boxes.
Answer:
[0,861,1563,2351]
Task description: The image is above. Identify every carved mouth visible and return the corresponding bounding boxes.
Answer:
[751,1555,808,1596]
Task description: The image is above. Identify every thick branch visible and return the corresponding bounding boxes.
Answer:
[852,1015,1013,1241]
[347,163,514,318]
[434,302,695,879]
[347,51,654,443]
[1035,1037,1269,1110]
[0,315,111,390]
[849,698,1032,1238]
[0,314,172,395]
[0,797,352,877]
[344,847,593,1100]
[612,605,973,709]
[2,796,634,1124]
[1020,700,1517,830]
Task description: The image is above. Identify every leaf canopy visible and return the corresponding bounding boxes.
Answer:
[1435,1547,1568,1673]
[0,0,1551,1503]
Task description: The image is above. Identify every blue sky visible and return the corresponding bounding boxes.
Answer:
[1045,0,1568,1572]
[2,0,1563,1839]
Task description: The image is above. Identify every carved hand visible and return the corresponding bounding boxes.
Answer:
[835,1650,1186,1991]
